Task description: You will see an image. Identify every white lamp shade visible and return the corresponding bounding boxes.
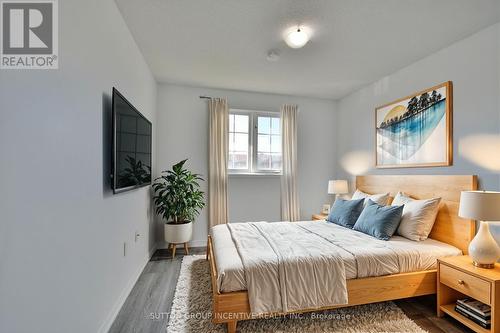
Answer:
[328,180,348,194]
[459,191,500,221]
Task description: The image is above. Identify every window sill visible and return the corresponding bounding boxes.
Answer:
[228,172,282,177]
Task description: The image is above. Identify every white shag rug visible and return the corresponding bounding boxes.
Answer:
[167,255,428,333]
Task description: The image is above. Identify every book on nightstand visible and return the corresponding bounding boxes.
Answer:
[457,298,491,317]
[455,298,491,329]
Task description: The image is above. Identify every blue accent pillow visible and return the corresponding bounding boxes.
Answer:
[327,198,365,228]
[353,199,404,240]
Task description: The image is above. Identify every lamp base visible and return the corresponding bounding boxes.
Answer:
[468,221,500,270]
[472,261,496,269]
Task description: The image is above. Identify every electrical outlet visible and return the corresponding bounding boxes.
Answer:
[135,231,140,243]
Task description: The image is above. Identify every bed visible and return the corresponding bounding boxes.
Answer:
[206,175,478,333]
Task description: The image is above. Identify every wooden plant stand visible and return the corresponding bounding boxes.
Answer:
[169,242,189,259]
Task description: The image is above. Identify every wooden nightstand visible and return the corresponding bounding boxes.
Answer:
[311,213,328,221]
[438,255,500,333]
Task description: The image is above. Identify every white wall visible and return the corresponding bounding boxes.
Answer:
[336,23,500,188]
[156,84,336,246]
[335,23,500,236]
[0,1,157,332]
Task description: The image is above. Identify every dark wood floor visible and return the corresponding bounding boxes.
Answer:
[109,247,205,333]
[394,297,473,333]
[110,248,474,333]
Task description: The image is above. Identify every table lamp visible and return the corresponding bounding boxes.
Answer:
[459,191,500,268]
[328,180,348,202]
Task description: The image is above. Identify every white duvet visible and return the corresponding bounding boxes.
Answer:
[227,221,348,315]
[212,221,462,315]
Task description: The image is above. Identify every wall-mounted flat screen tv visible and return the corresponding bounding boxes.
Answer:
[112,88,152,193]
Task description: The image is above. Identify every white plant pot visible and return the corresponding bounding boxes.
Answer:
[164,221,193,244]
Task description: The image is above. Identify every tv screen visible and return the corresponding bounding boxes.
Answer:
[112,88,152,193]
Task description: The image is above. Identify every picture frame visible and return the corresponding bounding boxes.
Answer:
[375,81,453,168]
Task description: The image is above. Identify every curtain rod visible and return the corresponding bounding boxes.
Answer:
[199,96,299,112]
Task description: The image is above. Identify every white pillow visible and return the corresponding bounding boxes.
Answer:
[351,189,390,206]
[392,192,441,241]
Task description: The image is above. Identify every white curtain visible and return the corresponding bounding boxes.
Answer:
[208,98,229,227]
[280,104,300,221]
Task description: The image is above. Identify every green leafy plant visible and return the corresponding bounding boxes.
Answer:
[152,159,205,224]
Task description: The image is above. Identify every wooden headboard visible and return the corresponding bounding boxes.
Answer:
[356,175,477,254]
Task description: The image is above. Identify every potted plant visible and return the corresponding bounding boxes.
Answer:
[152,159,205,246]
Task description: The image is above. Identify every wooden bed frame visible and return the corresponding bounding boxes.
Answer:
[206,175,478,333]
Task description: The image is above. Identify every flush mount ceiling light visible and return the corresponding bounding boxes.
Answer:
[284,26,311,49]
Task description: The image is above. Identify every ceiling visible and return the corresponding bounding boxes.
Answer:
[115,0,500,99]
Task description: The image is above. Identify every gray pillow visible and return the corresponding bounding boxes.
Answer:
[327,198,365,228]
[353,199,403,240]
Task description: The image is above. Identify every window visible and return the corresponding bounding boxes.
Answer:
[228,113,249,170]
[228,110,281,174]
[257,116,281,170]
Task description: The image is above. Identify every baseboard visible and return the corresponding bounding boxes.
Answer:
[156,238,207,249]
[97,245,156,333]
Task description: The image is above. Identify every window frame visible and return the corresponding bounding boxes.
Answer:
[228,109,282,176]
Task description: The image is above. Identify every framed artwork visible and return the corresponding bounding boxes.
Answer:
[375,81,452,168]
